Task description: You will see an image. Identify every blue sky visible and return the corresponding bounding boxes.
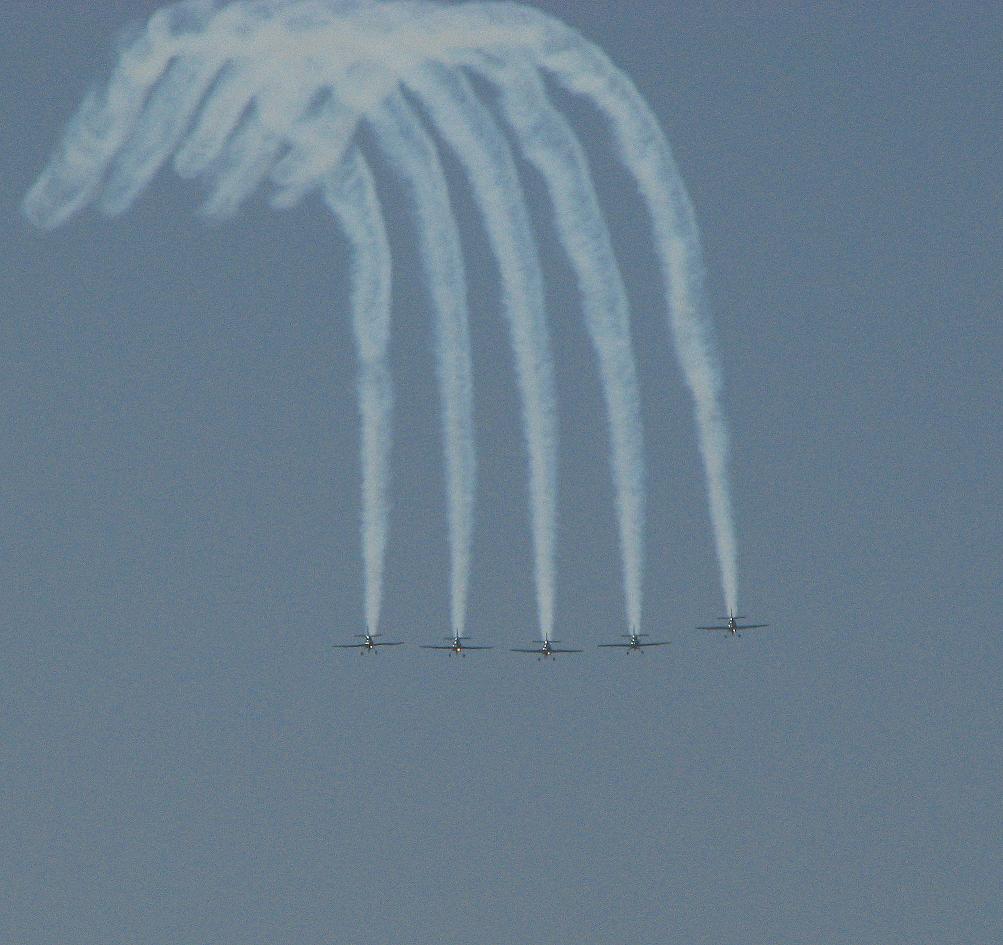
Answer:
[3,2,1000,943]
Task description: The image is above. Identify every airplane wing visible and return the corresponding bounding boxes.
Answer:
[420,645,457,650]
[637,641,671,647]
[511,647,545,653]
[333,643,368,648]
[740,624,769,630]
[696,625,730,631]
[546,647,583,654]
[597,643,632,647]
[460,645,494,650]
[374,641,405,646]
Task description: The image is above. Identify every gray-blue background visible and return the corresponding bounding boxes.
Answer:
[3,2,1000,943]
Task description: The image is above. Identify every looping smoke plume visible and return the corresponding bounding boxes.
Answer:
[24,0,740,634]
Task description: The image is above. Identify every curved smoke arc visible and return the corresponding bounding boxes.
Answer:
[23,0,740,633]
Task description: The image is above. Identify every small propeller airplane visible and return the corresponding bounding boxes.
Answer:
[420,635,493,657]
[511,638,583,660]
[598,630,671,652]
[697,611,769,637]
[332,632,405,654]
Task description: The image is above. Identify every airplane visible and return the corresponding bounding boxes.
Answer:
[511,639,583,660]
[696,610,769,637]
[332,632,405,653]
[420,635,493,657]
[598,630,671,652]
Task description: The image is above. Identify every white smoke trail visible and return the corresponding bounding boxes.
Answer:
[478,55,646,632]
[20,1,537,228]
[406,63,559,640]
[495,6,740,614]
[322,147,393,633]
[368,92,476,639]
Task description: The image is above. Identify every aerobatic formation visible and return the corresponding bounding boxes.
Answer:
[24,0,748,649]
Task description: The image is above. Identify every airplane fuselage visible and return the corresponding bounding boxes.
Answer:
[512,638,582,657]
[696,612,768,636]
[537,641,567,659]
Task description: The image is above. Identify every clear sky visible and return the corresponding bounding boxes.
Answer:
[3,2,1000,943]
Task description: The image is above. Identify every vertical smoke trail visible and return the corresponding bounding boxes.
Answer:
[368,92,476,639]
[322,148,393,634]
[407,64,559,640]
[515,16,740,614]
[480,57,646,632]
